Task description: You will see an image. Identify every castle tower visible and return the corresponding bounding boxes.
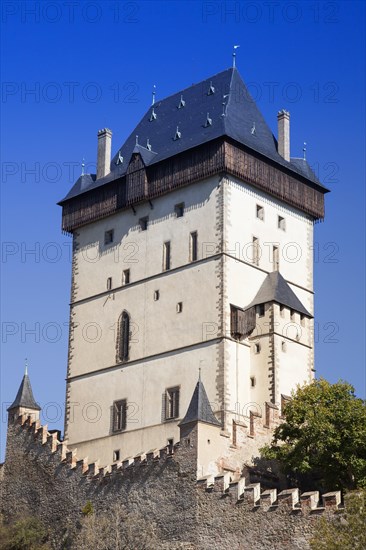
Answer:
[59,68,328,467]
[7,367,41,425]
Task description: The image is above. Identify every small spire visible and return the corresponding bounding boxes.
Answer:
[233,44,240,68]
[303,142,307,160]
[25,358,28,376]
[151,84,156,105]
[81,158,85,176]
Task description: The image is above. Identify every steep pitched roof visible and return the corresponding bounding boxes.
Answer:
[7,372,41,411]
[60,68,328,202]
[245,271,312,317]
[179,379,221,427]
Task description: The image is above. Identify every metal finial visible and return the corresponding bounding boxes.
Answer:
[81,158,85,176]
[135,135,139,146]
[152,85,156,105]
[198,366,201,381]
[25,358,28,376]
[233,45,240,68]
[303,142,307,160]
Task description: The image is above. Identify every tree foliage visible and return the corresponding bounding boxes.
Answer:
[261,379,366,490]
[310,489,366,550]
[0,516,50,550]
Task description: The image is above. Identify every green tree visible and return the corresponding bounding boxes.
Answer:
[310,489,366,550]
[0,516,50,550]
[261,379,366,490]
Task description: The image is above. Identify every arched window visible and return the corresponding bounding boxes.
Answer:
[117,311,130,362]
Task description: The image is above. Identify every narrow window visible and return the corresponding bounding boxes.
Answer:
[107,277,112,290]
[122,269,130,285]
[281,341,287,352]
[273,245,279,270]
[165,387,180,420]
[163,241,171,271]
[280,304,285,317]
[250,377,256,388]
[232,421,237,446]
[256,204,264,221]
[290,309,295,321]
[139,216,148,231]
[175,203,184,218]
[154,290,160,301]
[254,343,261,354]
[118,311,130,362]
[112,399,127,432]
[278,216,286,231]
[176,302,183,313]
[300,314,305,327]
[104,229,114,245]
[252,236,259,266]
[256,304,265,317]
[190,231,198,262]
[113,449,120,462]
[167,438,174,450]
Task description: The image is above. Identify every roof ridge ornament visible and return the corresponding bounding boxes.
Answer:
[303,142,307,160]
[151,84,156,105]
[25,358,28,376]
[81,158,85,176]
[149,107,157,121]
[233,44,240,68]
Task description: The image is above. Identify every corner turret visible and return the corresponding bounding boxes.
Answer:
[7,365,41,424]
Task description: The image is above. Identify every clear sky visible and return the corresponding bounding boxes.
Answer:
[1,0,365,460]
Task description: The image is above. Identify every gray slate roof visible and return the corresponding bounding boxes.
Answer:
[7,373,41,411]
[60,68,328,203]
[245,271,312,317]
[179,379,221,427]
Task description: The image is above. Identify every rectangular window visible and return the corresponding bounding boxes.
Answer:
[165,387,180,420]
[113,450,120,462]
[300,314,305,326]
[190,231,198,262]
[139,217,148,231]
[290,309,295,321]
[273,245,279,270]
[107,277,112,290]
[154,290,160,301]
[122,269,130,285]
[112,399,127,432]
[176,302,183,313]
[250,377,256,388]
[104,229,114,245]
[163,241,171,271]
[256,204,264,221]
[256,304,265,317]
[280,305,285,317]
[278,216,286,231]
[175,203,185,218]
[252,236,259,266]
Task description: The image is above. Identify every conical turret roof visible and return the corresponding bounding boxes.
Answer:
[7,371,41,412]
[179,378,220,427]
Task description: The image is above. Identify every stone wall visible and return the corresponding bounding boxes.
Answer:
[0,415,342,550]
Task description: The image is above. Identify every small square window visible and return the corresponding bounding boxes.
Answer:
[154,290,160,301]
[175,203,185,218]
[107,277,112,291]
[176,302,183,313]
[256,205,264,221]
[104,229,114,245]
[165,387,180,420]
[139,217,148,231]
[256,304,265,317]
[122,269,130,285]
[278,216,286,231]
[250,377,256,388]
[113,449,120,462]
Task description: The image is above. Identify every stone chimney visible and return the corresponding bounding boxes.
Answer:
[97,128,112,179]
[277,110,290,162]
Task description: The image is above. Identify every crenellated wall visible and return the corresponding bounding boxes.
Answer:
[0,414,342,550]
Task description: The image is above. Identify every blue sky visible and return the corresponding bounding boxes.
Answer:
[1,0,365,460]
